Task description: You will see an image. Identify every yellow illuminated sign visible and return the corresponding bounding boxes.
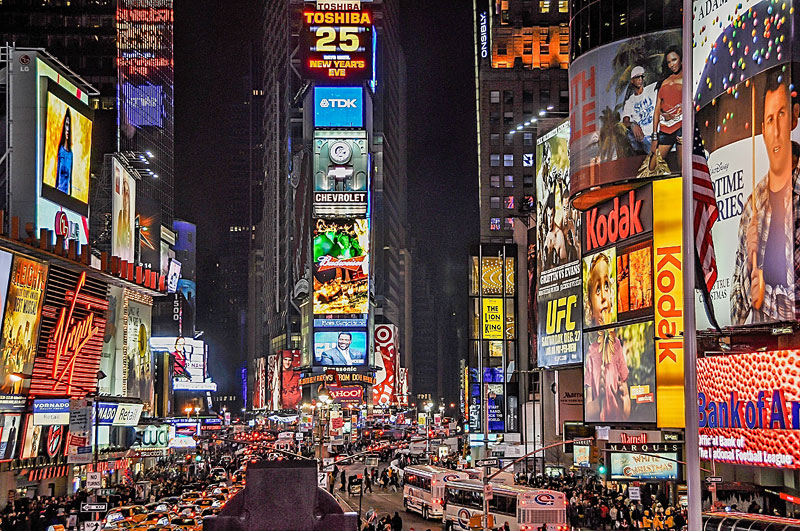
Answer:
[653,178,684,428]
[482,298,504,339]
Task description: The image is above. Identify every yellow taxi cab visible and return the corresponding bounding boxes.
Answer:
[103,506,149,526]
[193,497,219,510]
[170,517,201,531]
[179,491,202,504]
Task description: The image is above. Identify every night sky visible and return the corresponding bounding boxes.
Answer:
[173,1,478,389]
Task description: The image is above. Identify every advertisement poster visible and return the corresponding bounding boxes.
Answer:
[314,330,367,367]
[536,121,583,367]
[20,415,41,460]
[609,452,678,480]
[253,357,266,410]
[697,350,800,469]
[126,300,153,407]
[150,337,215,392]
[373,324,397,406]
[112,158,137,264]
[280,350,302,410]
[527,226,537,365]
[267,354,279,411]
[312,218,369,315]
[569,29,682,206]
[582,247,618,328]
[313,131,369,217]
[0,414,20,460]
[136,197,161,270]
[583,321,656,424]
[40,80,92,215]
[487,383,504,432]
[0,256,47,394]
[100,286,124,397]
[573,444,591,467]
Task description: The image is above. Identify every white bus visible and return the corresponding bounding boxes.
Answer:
[402,465,469,520]
[443,479,568,531]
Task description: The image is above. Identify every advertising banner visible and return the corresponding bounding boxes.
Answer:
[313,330,367,367]
[573,444,590,467]
[397,367,409,407]
[150,337,216,392]
[329,385,363,405]
[609,451,679,480]
[0,256,47,394]
[487,384,504,432]
[536,121,583,367]
[267,354,279,411]
[136,197,161,270]
[0,414,21,460]
[583,321,656,424]
[373,324,397,406]
[313,131,369,217]
[697,350,800,469]
[568,29,682,209]
[126,301,153,407]
[652,178,685,427]
[312,218,369,315]
[20,415,42,459]
[558,367,584,425]
[314,87,364,128]
[482,298,504,340]
[253,357,266,410]
[280,350,302,410]
[112,158,137,263]
[33,399,70,426]
[40,78,92,217]
[299,8,374,83]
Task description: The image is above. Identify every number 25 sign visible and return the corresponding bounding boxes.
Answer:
[300,8,374,82]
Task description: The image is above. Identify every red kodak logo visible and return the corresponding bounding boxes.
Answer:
[585,190,644,251]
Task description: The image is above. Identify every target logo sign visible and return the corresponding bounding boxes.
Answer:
[533,493,556,506]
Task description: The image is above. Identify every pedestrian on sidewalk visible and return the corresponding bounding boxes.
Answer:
[364,471,373,493]
[340,469,346,492]
[391,511,402,531]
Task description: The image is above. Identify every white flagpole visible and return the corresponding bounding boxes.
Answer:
[682,0,703,528]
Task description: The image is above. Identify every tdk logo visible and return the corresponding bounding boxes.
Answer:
[320,98,358,108]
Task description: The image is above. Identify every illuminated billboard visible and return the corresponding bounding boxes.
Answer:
[697,350,800,469]
[536,121,582,367]
[136,197,161,270]
[609,450,679,481]
[313,131,369,217]
[299,8,374,82]
[280,350,302,409]
[373,324,397,406]
[314,86,364,128]
[568,29,682,209]
[121,82,164,128]
[150,337,216,392]
[312,218,369,315]
[253,357,266,410]
[125,300,153,407]
[112,158,137,263]
[313,330,368,367]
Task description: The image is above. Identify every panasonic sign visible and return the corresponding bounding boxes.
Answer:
[314,86,364,128]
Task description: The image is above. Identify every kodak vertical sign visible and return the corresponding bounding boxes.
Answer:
[652,179,684,427]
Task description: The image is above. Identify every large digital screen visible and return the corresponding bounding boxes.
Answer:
[313,218,369,315]
[40,79,92,216]
[609,452,678,480]
[583,321,656,424]
[121,82,164,128]
[313,131,369,217]
[568,29,682,209]
[136,196,161,270]
[313,330,368,367]
[126,300,153,407]
[536,121,583,368]
[300,8,374,83]
[314,86,364,128]
[112,158,137,264]
[150,337,216,392]
[697,350,800,469]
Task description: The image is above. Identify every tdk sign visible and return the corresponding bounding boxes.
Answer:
[314,86,363,128]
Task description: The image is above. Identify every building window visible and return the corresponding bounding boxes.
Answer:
[559,0,568,12]
[540,29,550,55]
[540,88,551,107]
[490,111,500,125]
[490,175,501,188]
[504,174,514,187]
[491,133,501,146]
[504,133,514,146]
[503,154,514,167]
[560,27,570,55]
[539,0,550,13]
[504,196,515,209]
[523,132,534,146]
[498,44,508,55]
[523,174,534,187]
[490,218,501,231]
[560,89,569,108]
[503,111,514,126]
[490,154,501,167]
[523,41,533,55]
[503,90,514,105]
[490,91,501,104]
[504,217,515,230]
[490,196,501,209]
[523,90,534,114]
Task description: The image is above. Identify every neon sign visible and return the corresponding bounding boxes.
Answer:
[300,9,374,82]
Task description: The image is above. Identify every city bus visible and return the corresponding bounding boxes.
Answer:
[443,479,568,531]
[703,511,800,531]
[402,465,469,520]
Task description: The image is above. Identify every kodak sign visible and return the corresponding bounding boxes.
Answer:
[583,186,653,251]
[652,179,684,428]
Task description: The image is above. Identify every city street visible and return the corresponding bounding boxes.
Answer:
[334,486,442,531]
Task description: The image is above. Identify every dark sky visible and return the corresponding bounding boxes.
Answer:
[174,1,478,386]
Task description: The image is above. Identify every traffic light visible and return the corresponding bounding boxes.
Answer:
[598,464,607,475]
[195,455,202,462]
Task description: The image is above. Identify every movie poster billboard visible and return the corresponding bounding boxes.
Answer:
[373,324,397,406]
[536,121,582,367]
[126,300,153,408]
[136,196,161,270]
[313,131,369,217]
[280,350,302,410]
[568,29,682,209]
[583,321,656,424]
[312,218,369,315]
[0,413,21,460]
[267,354,279,411]
[112,158,137,264]
[253,357,266,410]
[0,256,47,394]
[692,0,797,328]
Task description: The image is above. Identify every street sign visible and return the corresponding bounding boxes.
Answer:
[484,484,493,500]
[86,472,102,489]
[81,503,107,513]
[706,476,723,483]
[81,522,102,531]
[317,473,327,489]
[475,458,499,467]
[628,486,641,500]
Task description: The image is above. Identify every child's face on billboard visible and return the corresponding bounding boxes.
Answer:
[589,256,612,325]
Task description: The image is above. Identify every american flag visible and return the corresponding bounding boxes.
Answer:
[692,123,719,291]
